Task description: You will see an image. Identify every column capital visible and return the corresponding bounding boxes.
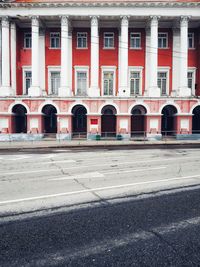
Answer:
[180,16,190,27]
[150,15,160,26]
[120,16,129,26]
[61,15,69,26]
[1,16,9,28]
[31,16,39,27]
[90,16,99,26]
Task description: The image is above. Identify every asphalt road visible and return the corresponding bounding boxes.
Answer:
[1,148,200,266]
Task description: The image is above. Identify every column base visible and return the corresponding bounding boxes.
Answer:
[145,87,160,97]
[178,87,191,97]
[87,87,100,97]
[58,87,72,97]
[0,86,14,97]
[118,87,130,97]
[28,86,42,97]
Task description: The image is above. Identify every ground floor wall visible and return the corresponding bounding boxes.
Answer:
[0,98,200,140]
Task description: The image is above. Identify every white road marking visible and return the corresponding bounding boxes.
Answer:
[49,167,166,181]
[40,160,76,165]
[1,173,200,205]
[0,155,198,177]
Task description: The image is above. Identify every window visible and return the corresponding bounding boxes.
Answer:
[187,70,196,94]
[157,72,167,95]
[104,33,114,48]
[130,33,141,49]
[50,32,60,48]
[77,33,87,48]
[24,71,32,94]
[158,33,168,48]
[76,71,87,96]
[24,33,32,49]
[130,72,140,95]
[50,72,60,95]
[188,33,194,49]
[103,72,114,96]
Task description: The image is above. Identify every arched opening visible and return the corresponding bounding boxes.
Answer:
[192,106,200,134]
[131,105,147,137]
[42,105,57,133]
[101,105,117,137]
[161,105,177,135]
[12,105,27,133]
[72,105,87,136]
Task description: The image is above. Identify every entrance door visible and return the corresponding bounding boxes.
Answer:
[42,105,57,133]
[12,105,27,133]
[131,105,146,136]
[192,106,200,134]
[101,105,117,137]
[161,105,177,136]
[72,105,87,134]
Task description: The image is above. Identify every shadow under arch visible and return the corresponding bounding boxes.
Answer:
[192,106,200,134]
[42,104,57,134]
[12,104,27,133]
[101,105,117,137]
[72,105,87,137]
[131,105,147,137]
[161,105,177,136]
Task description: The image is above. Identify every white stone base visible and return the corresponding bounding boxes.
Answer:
[0,86,14,96]
[58,87,72,97]
[178,87,191,97]
[118,87,130,97]
[87,87,100,97]
[28,86,42,97]
[146,87,160,97]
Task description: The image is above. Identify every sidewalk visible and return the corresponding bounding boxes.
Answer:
[1,139,200,151]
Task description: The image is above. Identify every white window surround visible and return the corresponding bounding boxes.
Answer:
[101,66,116,97]
[158,32,169,49]
[49,32,61,49]
[76,32,88,49]
[157,67,170,96]
[103,32,115,49]
[74,66,89,96]
[188,32,195,49]
[130,32,142,49]
[22,66,31,95]
[188,67,196,95]
[129,66,143,96]
[23,32,32,49]
[47,66,61,95]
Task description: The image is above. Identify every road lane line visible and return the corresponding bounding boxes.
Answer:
[0,156,199,176]
[1,174,200,205]
[40,160,76,165]
[103,166,167,175]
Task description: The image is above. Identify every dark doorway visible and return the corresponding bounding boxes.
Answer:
[72,105,87,135]
[42,105,57,133]
[161,105,177,135]
[12,105,27,133]
[101,105,117,137]
[192,106,200,134]
[131,105,147,137]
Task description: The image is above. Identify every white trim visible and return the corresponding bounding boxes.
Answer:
[98,102,120,115]
[8,101,30,114]
[68,102,89,114]
[76,32,88,49]
[47,66,61,95]
[38,101,60,114]
[103,32,115,49]
[130,32,141,49]
[159,101,181,115]
[157,67,170,96]
[101,66,116,97]
[22,66,31,95]
[188,67,196,96]
[49,31,61,49]
[74,66,89,96]
[129,66,143,96]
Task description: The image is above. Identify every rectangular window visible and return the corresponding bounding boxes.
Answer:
[77,71,87,96]
[50,72,60,95]
[25,71,32,94]
[104,33,114,48]
[158,33,168,48]
[103,72,114,96]
[130,33,141,48]
[187,72,193,90]
[130,72,140,95]
[50,32,60,48]
[158,72,167,95]
[188,33,194,49]
[24,33,32,49]
[77,33,87,48]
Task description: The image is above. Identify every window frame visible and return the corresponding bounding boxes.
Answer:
[76,32,88,49]
[103,32,115,49]
[187,67,196,95]
[24,32,32,49]
[157,67,170,96]
[49,32,61,49]
[158,32,168,49]
[188,32,195,49]
[48,66,61,95]
[130,32,141,49]
[129,67,143,96]
[22,66,32,95]
[74,66,89,96]
[101,66,116,96]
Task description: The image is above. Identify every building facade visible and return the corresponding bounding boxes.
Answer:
[0,0,200,140]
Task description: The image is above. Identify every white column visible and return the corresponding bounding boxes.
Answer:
[28,16,42,96]
[11,22,16,94]
[0,16,13,96]
[178,16,191,96]
[148,16,160,97]
[118,16,129,97]
[58,16,71,97]
[172,26,180,96]
[88,16,100,97]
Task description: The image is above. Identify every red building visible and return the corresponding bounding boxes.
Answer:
[0,0,200,140]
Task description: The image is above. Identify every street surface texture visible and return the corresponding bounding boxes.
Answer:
[1,148,200,266]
